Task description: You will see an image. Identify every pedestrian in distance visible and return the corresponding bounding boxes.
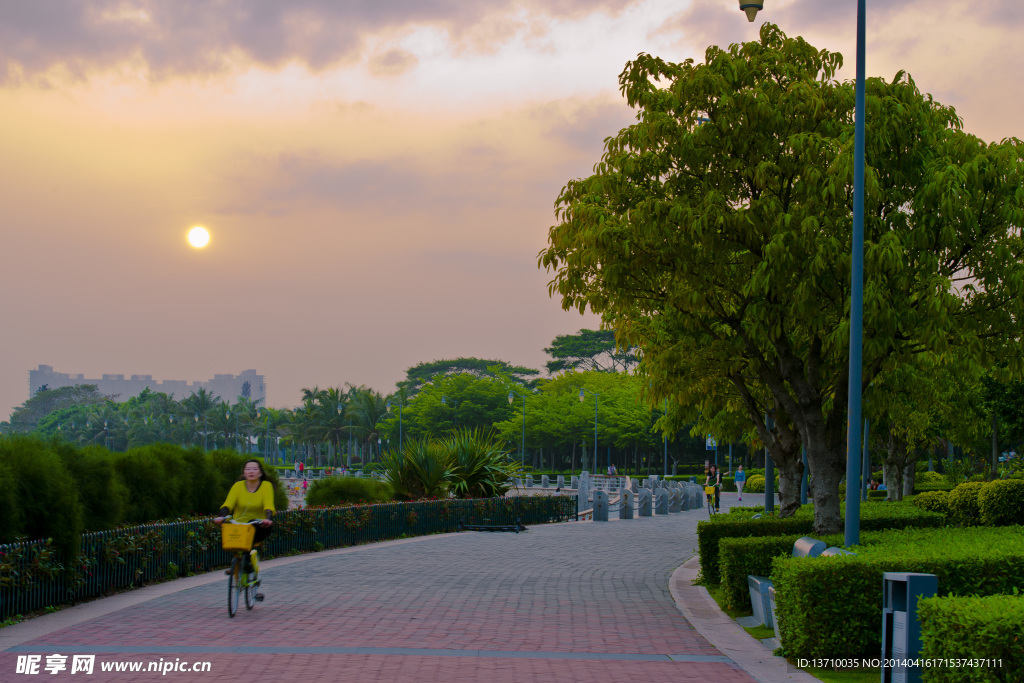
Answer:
[734,465,747,502]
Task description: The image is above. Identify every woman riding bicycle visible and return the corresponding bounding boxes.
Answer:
[213,459,275,586]
[705,464,721,512]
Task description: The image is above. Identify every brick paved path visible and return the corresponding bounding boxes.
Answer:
[2,496,767,682]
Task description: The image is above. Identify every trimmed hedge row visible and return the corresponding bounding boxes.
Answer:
[913,479,1024,526]
[697,502,945,586]
[771,526,1024,660]
[918,594,1024,682]
[0,435,287,559]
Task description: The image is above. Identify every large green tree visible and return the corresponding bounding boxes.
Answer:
[539,25,1024,533]
[544,329,639,374]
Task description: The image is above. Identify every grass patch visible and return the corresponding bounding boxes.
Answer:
[743,624,775,640]
[703,583,753,620]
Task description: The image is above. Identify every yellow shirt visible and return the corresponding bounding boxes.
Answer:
[221,481,275,523]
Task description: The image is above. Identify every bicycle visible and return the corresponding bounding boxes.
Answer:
[221,520,265,618]
[705,485,719,516]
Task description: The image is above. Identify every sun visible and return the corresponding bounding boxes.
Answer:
[187,226,210,248]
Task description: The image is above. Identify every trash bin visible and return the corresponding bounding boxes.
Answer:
[881,572,937,683]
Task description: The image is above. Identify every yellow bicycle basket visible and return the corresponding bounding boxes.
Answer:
[221,523,256,552]
[704,486,717,496]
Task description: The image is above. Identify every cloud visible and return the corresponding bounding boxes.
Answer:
[368,49,418,78]
[0,0,637,81]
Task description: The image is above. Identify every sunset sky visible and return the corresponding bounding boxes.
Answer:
[2,0,1022,415]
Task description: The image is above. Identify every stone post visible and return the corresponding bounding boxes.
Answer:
[619,488,634,519]
[593,490,609,521]
[638,488,652,516]
[655,490,669,515]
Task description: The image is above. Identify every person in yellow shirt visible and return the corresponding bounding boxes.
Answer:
[214,460,275,589]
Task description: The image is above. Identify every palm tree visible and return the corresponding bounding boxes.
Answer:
[182,388,222,450]
[345,386,389,465]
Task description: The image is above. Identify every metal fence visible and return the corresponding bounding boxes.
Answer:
[0,495,576,621]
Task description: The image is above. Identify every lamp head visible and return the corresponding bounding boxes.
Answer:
[578,388,585,403]
[508,391,514,405]
[739,1,763,22]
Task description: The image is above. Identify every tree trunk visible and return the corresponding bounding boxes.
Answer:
[902,460,915,500]
[883,436,905,503]
[805,436,845,534]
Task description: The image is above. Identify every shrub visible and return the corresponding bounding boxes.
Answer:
[918,594,1024,682]
[696,502,944,586]
[745,474,766,493]
[948,481,986,526]
[718,532,845,611]
[55,443,126,531]
[771,526,1024,660]
[917,471,944,484]
[0,458,23,545]
[306,477,393,507]
[913,490,951,516]
[0,435,82,559]
[442,428,518,499]
[381,437,451,500]
[978,479,1024,527]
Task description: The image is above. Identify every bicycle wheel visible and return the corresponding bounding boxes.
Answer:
[707,495,716,516]
[244,563,258,610]
[227,557,241,618]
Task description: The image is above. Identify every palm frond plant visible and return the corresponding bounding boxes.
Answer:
[381,437,451,500]
[442,428,520,499]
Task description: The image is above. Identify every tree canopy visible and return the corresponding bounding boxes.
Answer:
[399,358,540,396]
[544,329,639,374]
[539,24,1024,532]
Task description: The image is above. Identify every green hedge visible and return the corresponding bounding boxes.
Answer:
[306,477,394,506]
[0,436,287,558]
[697,502,945,586]
[771,526,1024,660]
[948,481,986,526]
[918,594,1024,682]
[914,490,951,516]
[718,532,846,611]
[978,479,1024,527]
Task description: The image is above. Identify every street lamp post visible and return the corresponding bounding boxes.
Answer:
[663,399,669,479]
[441,396,458,428]
[578,388,601,473]
[508,390,527,466]
[386,399,403,453]
[741,0,867,546]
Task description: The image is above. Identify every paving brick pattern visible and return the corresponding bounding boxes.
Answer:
[2,495,761,682]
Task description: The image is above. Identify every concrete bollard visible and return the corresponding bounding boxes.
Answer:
[557,475,565,489]
[638,488,652,516]
[571,475,578,489]
[669,489,681,513]
[619,488,634,519]
[681,487,691,511]
[541,475,549,488]
[593,490,609,521]
[655,490,669,515]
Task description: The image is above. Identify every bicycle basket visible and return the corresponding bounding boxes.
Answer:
[704,486,717,496]
[222,523,256,551]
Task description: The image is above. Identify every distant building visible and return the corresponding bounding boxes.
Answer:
[28,365,266,404]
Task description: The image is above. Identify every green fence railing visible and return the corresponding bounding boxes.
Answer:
[0,495,577,621]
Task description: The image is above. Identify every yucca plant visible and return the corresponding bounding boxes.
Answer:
[442,428,520,499]
[381,437,452,500]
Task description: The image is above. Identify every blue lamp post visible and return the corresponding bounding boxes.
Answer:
[386,399,403,452]
[742,0,867,546]
[508,390,527,466]
[578,388,602,472]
